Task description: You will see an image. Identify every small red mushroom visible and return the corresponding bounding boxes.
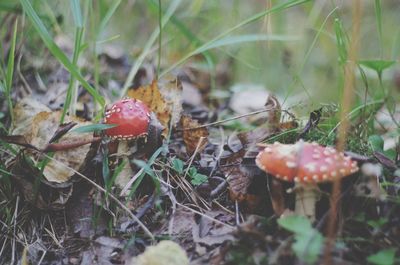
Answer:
[256,140,359,220]
[104,98,150,140]
[103,98,152,187]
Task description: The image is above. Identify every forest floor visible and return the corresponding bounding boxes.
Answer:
[1,1,400,265]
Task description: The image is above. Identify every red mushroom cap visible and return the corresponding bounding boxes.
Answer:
[104,98,150,140]
[255,141,359,183]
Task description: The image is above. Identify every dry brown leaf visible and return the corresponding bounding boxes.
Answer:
[12,97,51,141]
[192,210,235,247]
[158,75,183,126]
[10,155,74,210]
[127,76,182,136]
[128,80,169,132]
[221,133,271,212]
[11,99,93,183]
[221,150,253,202]
[181,115,209,155]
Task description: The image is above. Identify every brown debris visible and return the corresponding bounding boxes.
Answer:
[181,115,209,155]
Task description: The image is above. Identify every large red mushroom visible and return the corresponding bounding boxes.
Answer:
[256,140,359,221]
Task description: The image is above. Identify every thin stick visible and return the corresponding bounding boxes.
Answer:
[179,107,276,131]
[43,137,101,152]
[40,152,154,240]
[323,1,362,264]
[176,202,234,229]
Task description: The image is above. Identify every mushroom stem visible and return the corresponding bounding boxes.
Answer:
[115,141,134,188]
[294,183,317,222]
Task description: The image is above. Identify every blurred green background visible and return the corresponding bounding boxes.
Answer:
[1,0,399,113]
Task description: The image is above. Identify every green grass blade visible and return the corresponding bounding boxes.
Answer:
[334,18,348,66]
[97,0,121,39]
[282,6,337,104]
[5,19,18,126]
[160,0,311,78]
[61,27,84,122]
[20,0,105,106]
[157,0,162,77]
[120,0,182,97]
[374,0,382,55]
[70,0,83,27]
[71,123,116,133]
[196,34,297,53]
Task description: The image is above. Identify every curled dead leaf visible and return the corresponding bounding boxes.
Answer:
[181,115,209,155]
[127,76,182,136]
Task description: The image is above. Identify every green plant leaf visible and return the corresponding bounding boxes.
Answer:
[191,173,208,186]
[172,158,184,174]
[71,123,116,133]
[278,216,325,264]
[367,248,396,265]
[293,232,324,265]
[368,135,384,152]
[133,159,156,178]
[384,149,396,160]
[367,218,388,229]
[359,60,396,73]
[278,215,313,235]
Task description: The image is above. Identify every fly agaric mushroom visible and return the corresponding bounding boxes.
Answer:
[103,98,151,186]
[104,98,150,140]
[256,140,359,221]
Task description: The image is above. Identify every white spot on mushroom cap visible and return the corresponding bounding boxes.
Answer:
[286,161,297,168]
[304,162,317,172]
[312,153,321,159]
[276,144,298,158]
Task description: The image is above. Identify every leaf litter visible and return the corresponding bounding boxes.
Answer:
[1,38,400,265]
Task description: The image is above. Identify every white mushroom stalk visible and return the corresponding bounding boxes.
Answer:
[256,140,359,221]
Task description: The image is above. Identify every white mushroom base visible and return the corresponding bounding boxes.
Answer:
[294,183,319,222]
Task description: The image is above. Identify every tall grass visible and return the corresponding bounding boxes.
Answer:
[159,0,311,78]
[60,0,85,122]
[4,20,18,127]
[120,0,182,97]
[19,0,105,106]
